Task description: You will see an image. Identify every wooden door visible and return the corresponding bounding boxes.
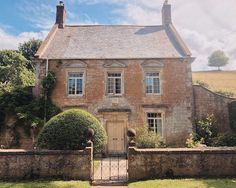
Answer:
[107,121,125,154]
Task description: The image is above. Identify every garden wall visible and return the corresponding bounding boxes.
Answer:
[128,146,236,181]
[193,85,235,133]
[0,146,92,180]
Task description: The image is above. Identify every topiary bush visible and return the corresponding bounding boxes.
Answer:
[37,109,107,151]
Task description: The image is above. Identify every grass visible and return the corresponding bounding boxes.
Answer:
[128,179,236,188]
[0,180,90,188]
[192,71,236,97]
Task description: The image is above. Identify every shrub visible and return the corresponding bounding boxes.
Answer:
[37,109,107,151]
[212,134,236,147]
[229,101,236,132]
[135,127,165,148]
[195,114,217,146]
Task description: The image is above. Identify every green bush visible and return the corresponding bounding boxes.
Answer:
[229,101,236,132]
[212,134,236,147]
[195,114,218,146]
[135,127,165,148]
[37,109,107,151]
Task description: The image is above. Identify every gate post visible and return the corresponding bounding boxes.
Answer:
[86,140,93,181]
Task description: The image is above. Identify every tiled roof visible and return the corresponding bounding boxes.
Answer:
[37,25,191,59]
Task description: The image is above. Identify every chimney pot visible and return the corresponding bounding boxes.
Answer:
[162,0,172,25]
[56,1,66,28]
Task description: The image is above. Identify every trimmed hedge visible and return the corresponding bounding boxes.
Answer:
[37,109,107,151]
[229,101,236,132]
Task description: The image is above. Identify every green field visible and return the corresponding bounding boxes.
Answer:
[129,179,236,188]
[0,181,90,188]
[192,71,236,97]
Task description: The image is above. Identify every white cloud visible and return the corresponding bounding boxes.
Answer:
[0,28,47,50]
[76,0,236,71]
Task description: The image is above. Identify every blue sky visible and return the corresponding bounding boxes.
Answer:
[0,0,236,71]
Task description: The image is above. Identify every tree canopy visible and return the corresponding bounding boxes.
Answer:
[208,50,229,70]
[0,50,35,93]
[18,39,42,70]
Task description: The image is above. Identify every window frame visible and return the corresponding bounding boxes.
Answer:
[67,72,85,97]
[144,72,161,95]
[146,112,163,136]
[106,72,123,96]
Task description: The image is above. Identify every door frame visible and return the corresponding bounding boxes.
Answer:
[101,112,129,155]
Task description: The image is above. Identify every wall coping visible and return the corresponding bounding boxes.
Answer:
[0,149,91,156]
[129,147,236,154]
[193,85,236,100]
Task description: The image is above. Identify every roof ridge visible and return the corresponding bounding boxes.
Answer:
[64,24,163,27]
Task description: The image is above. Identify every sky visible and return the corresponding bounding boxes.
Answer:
[0,0,236,71]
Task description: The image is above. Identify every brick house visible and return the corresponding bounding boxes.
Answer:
[35,1,195,154]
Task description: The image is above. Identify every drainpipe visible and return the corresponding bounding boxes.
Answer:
[44,59,49,125]
[46,58,49,76]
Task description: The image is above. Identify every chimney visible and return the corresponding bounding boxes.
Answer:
[56,1,66,28]
[162,0,172,25]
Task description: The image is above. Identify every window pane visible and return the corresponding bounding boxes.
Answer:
[76,78,83,94]
[69,73,83,78]
[68,79,75,95]
[147,113,162,136]
[107,73,122,95]
[145,77,153,93]
[107,78,114,94]
[153,78,160,93]
[145,73,160,94]
[68,73,83,95]
[115,78,121,94]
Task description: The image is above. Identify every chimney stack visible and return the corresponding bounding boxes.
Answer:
[162,0,172,25]
[56,1,66,28]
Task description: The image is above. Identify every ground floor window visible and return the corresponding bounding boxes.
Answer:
[147,112,163,136]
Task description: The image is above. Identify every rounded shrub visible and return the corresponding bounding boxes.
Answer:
[37,109,107,151]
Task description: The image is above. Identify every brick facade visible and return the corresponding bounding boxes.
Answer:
[35,58,194,148]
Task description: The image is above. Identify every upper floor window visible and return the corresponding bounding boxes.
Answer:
[107,73,122,95]
[147,112,163,136]
[145,73,160,94]
[68,73,84,96]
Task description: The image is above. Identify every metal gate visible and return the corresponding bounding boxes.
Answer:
[92,154,128,185]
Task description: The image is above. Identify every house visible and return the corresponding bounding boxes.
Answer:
[34,0,195,154]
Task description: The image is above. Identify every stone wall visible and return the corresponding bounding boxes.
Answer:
[0,146,92,180]
[128,146,236,181]
[193,85,235,133]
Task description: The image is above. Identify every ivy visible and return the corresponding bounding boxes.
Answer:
[41,71,56,98]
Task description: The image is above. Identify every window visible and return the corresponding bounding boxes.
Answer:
[147,113,162,136]
[145,73,160,94]
[107,73,122,95]
[68,73,84,96]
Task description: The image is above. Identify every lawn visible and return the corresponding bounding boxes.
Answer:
[0,180,90,188]
[192,71,236,97]
[128,179,236,188]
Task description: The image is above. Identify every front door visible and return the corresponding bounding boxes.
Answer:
[107,121,125,154]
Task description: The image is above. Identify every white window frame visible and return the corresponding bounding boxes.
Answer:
[67,72,85,96]
[106,72,123,96]
[145,72,161,95]
[146,112,163,136]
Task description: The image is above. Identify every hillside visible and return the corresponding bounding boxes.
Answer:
[192,71,236,97]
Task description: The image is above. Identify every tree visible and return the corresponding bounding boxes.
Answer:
[208,50,229,71]
[18,39,42,70]
[0,50,35,92]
